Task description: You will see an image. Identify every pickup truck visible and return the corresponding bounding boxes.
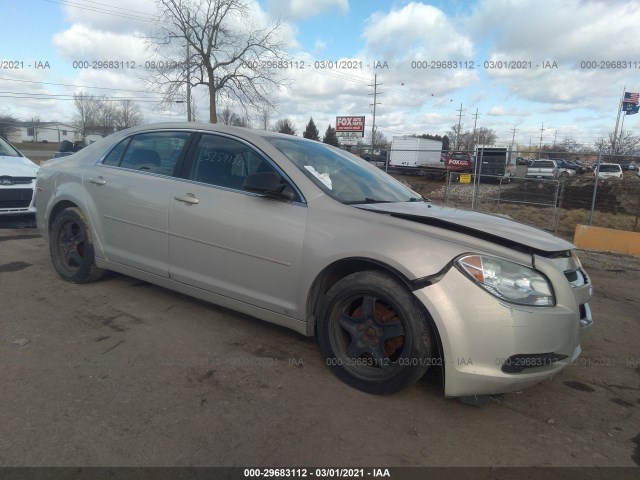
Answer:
[526,159,558,179]
[360,149,389,164]
[526,159,575,179]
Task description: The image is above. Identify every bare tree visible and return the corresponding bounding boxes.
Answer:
[29,117,42,142]
[218,107,251,126]
[73,93,99,141]
[476,127,497,147]
[258,107,270,130]
[447,125,496,151]
[0,112,19,139]
[116,100,144,130]
[367,129,387,149]
[96,101,118,130]
[147,0,291,123]
[594,129,640,155]
[274,118,295,135]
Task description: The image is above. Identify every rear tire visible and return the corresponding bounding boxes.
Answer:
[318,271,433,394]
[49,207,105,283]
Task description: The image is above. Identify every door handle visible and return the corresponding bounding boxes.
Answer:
[89,177,106,185]
[174,193,200,205]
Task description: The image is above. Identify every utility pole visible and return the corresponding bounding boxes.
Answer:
[368,74,382,150]
[186,42,191,122]
[553,129,558,149]
[471,108,480,152]
[455,103,465,149]
[510,123,519,163]
[186,14,192,122]
[538,122,545,158]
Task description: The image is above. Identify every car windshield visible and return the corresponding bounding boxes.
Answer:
[265,136,423,204]
[0,137,21,157]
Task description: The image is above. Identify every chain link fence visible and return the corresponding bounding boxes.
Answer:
[408,150,640,239]
[431,172,640,239]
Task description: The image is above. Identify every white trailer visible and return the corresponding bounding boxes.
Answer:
[390,136,443,167]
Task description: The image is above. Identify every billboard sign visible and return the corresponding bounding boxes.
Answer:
[336,116,365,137]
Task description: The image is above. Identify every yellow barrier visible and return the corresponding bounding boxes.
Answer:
[573,224,640,257]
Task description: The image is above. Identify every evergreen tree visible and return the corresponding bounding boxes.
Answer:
[322,125,340,146]
[303,117,320,141]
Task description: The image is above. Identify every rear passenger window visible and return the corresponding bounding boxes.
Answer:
[102,138,129,166]
[118,132,191,175]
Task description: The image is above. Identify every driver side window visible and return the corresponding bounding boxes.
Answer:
[189,134,297,200]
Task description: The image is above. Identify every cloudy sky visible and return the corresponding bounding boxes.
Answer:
[1,0,639,148]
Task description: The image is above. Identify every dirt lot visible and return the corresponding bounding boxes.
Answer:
[0,215,639,468]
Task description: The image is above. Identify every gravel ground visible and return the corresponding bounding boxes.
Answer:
[0,216,639,470]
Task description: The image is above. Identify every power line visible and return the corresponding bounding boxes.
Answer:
[0,76,155,94]
[44,0,159,23]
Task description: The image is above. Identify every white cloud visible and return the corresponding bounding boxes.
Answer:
[468,0,640,62]
[266,0,348,20]
[314,39,328,55]
[362,2,473,60]
[52,24,148,61]
[61,0,159,34]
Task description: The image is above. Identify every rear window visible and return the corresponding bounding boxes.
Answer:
[532,161,554,168]
[598,164,622,172]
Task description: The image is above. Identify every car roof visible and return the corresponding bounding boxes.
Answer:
[119,122,311,144]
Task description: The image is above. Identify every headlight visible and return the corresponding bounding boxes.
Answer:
[456,254,555,306]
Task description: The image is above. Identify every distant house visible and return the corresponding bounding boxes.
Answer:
[85,126,117,144]
[17,122,82,144]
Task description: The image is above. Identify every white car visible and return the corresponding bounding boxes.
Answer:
[0,136,39,215]
[594,163,623,180]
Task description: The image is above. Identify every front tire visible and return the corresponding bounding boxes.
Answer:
[318,271,433,394]
[49,207,105,283]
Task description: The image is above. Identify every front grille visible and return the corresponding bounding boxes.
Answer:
[0,188,33,209]
[501,353,569,373]
[0,176,35,185]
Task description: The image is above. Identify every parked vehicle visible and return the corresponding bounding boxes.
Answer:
[360,149,388,164]
[475,146,514,178]
[564,160,587,174]
[549,159,577,177]
[35,123,593,398]
[386,137,473,178]
[574,160,593,172]
[594,163,623,179]
[617,160,631,171]
[53,140,85,158]
[526,159,558,179]
[389,136,443,167]
[0,136,39,216]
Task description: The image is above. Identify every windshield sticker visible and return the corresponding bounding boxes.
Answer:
[304,166,332,190]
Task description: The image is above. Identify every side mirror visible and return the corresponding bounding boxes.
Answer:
[243,172,295,201]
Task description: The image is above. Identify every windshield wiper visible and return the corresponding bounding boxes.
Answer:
[343,198,394,205]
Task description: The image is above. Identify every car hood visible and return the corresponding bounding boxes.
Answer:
[0,156,39,177]
[356,201,575,255]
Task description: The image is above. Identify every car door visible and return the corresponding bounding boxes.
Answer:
[168,132,307,317]
[84,131,193,277]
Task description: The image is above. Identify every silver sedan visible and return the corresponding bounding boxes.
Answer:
[35,123,593,397]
